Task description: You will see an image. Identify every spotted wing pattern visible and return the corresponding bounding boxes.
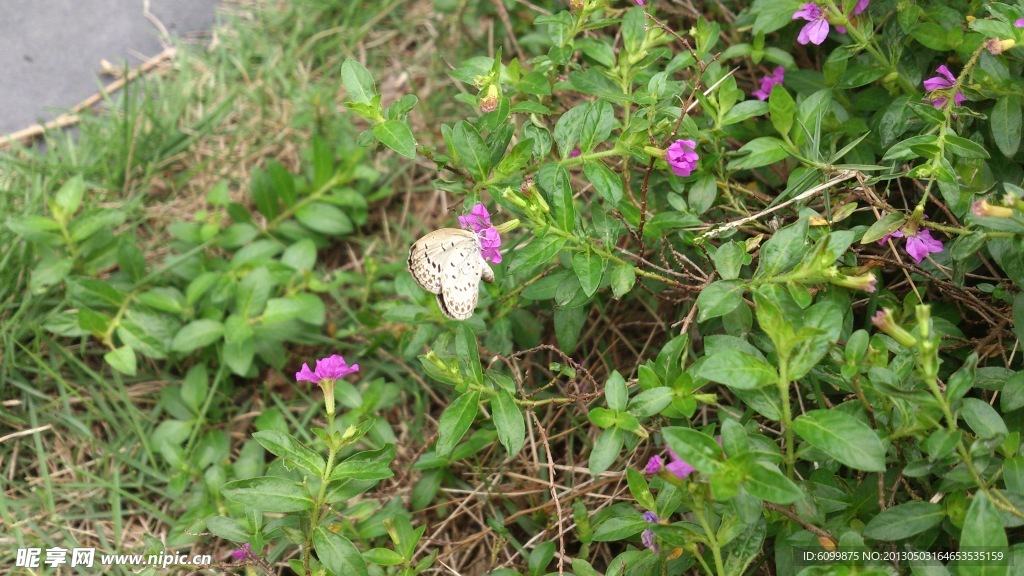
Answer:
[408,228,493,320]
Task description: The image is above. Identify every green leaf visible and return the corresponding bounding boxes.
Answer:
[262,297,307,325]
[626,467,657,511]
[295,202,354,236]
[329,445,395,481]
[610,263,636,298]
[181,364,208,413]
[67,277,127,309]
[53,175,85,218]
[663,427,724,474]
[622,6,646,55]
[222,476,313,512]
[456,323,483,385]
[863,501,945,541]
[117,237,146,282]
[697,349,776,390]
[862,211,907,244]
[553,102,590,158]
[104,346,137,376]
[224,336,255,376]
[592,512,647,541]
[171,320,224,353]
[205,516,249,542]
[492,389,526,457]
[373,120,417,159]
[944,134,989,159]
[723,100,769,126]
[627,387,673,417]
[579,100,614,153]
[991,95,1022,158]
[314,527,369,576]
[452,121,491,181]
[769,86,795,137]
[696,279,745,321]
[572,250,605,298]
[792,410,886,472]
[958,492,1008,576]
[508,235,566,275]
[960,398,1008,439]
[253,430,326,477]
[436,391,479,457]
[605,370,628,412]
[588,427,623,475]
[744,461,802,504]
[727,137,790,170]
[495,139,534,177]
[341,59,377,105]
[583,161,624,205]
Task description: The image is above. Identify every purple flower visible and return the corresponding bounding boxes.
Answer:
[570,148,581,158]
[641,528,658,553]
[793,3,830,45]
[478,227,503,264]
[666,448,696,479]
[753,67,785,101]
[458,203,492,232]
[645,455,664,474]
[1016,18,1024,28]
[459,203,503,264]
[877,226,942,263]
[666,139,699,177]
[230,543,252,561]
[636,0,645,4]
[295,354,360,384]
[643,511,659,523]
[922,65,965,109]
[905,229,943,263]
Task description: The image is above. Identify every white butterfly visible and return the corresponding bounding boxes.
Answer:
[408,228,494,320]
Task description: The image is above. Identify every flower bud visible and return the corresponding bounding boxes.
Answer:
[502,187,529,210]
[494,218,521,234]
[479,84,499,113]
[971,199,1014,218]
[831,272,877,293]
[871,309,918,348]
[987,38,1016,55]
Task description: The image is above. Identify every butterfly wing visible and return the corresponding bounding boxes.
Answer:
[407,228,477,294]
[438,236,486,320]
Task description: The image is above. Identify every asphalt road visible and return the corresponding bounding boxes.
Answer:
[0,0,218,136]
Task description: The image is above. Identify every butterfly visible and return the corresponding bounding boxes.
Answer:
[408,228,494,320]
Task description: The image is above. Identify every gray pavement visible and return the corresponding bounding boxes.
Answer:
[0,0,218,136]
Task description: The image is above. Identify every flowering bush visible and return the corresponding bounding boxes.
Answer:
[327,0,1024,572]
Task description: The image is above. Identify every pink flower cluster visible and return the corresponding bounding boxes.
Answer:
[459,203,503,264]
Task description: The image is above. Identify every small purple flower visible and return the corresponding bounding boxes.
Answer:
[458,203,492,232]
[636,0,645,4]
[295,354,359,384]
[645,455,664,474]
[570,148,581,158]
[666,139,699,177]
[1016,18,1024,28]
[478,227,503,264]
[665,448,696,479]
[230,543,252,561]
[877,226,942,263]
[922,65,965,109]
[905,229,943,263]
[641,528,658,553]
[752,67,785,101]
[793,3,830,45]
[459,203,503,264]
[643,511,659,523]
